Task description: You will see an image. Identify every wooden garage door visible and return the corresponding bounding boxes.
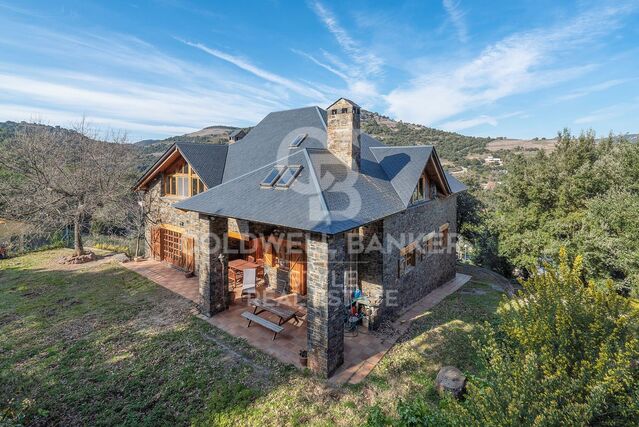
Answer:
[151,226,195,272]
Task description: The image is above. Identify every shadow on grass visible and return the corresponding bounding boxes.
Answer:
[0,251,295,426]
[365,282,502,402]
[0,252,505,426]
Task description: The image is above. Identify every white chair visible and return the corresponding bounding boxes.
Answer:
[241,268,257,300]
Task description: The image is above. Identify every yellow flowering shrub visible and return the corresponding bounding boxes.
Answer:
[385,249,639,426]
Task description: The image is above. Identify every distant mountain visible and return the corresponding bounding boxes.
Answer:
[134,125,241,148]
[360,110,492,165]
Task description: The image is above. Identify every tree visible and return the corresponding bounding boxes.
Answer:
[484,130,639,291]
[375,251,639,426]
[0,121,137,256]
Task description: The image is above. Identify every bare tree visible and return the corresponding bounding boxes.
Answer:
[0,120,137,257]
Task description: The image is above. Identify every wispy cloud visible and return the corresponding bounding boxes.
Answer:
[179,39,326,100]
[0,16,304,139]
[309,1,383,76]
[439,111,524,131]
[386,3,637,127]
[442,0,468,43]
[556,78,635,101]
[290,48,349,81]
[574,101,638,124]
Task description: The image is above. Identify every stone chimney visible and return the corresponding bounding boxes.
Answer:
[326,98,361,171]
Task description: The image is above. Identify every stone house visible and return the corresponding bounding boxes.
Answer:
[134,98,466,376]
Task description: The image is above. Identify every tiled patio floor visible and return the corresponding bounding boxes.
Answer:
[122,258,470,384]
[123,259,200,303]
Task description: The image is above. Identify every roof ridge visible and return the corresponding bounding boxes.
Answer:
[302,148,332,225]
[370,147,406,206]
[266,105,322,115]
[314,106,327,130]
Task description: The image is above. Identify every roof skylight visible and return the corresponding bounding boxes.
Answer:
[289,133,307,148]
[260,166,286,187]
[274,165,303,188]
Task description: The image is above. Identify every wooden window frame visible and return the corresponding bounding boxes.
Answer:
[163,159,206,198]
[410,170,430,205]
[398,242,417,277]
[439,224,450,249]
[423,232,435,255]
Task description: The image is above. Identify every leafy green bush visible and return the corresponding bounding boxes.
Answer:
[487,131,639,293]
[378,250,639,426]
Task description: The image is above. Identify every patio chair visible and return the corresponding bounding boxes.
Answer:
[241,268,257,301]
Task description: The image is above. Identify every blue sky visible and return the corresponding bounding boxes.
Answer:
[0,0,638,141]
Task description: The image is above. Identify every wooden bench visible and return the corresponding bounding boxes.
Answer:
[241,311,284,340]
[250,298,301,325]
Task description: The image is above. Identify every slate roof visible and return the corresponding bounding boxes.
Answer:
[228,129,245,138]
[445,172,468,194]
[145,105,468,235]
[176,143,228,188]
[133,142,228,189]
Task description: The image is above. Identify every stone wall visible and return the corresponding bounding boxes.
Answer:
[198,214,228,316]
[326,98,361,171]
[306,232,346,377]
[380,194,458,320]
[357,220,384,328]
[143,177,203,275]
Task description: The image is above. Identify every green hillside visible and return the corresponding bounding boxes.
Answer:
[361,110,491,163]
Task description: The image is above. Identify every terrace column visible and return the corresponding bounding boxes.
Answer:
[198,214,228,317]
[358,220,384,329]
[306,232,346,377]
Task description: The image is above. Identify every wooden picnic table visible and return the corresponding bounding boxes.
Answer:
[228,259,260,287]
[250,298,301,326]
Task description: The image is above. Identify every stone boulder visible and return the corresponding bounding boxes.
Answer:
[435,366,466,398]
[58,252,97,265]
[112,253,130,263]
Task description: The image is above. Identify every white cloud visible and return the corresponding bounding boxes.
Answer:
[309,1,383,76]
[385,3,637,127]
[440,111,524,131]
[574,103,631,124]
[440,115,497,131]
[442,0,468,43]
[556,78,635,101]
[179,39,327,100]
[291,48,349,81]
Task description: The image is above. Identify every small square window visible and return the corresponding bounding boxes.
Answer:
[341,107,348,113]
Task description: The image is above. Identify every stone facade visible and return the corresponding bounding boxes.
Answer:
[327,98,361,171]
[198,214,228,316]
[380,194,458,320]
[357,220,385,328]
[306,232,346,377]
[143,176,204,275]
[143,172,458,377]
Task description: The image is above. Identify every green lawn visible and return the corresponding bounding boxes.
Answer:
[0,249,503,426]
